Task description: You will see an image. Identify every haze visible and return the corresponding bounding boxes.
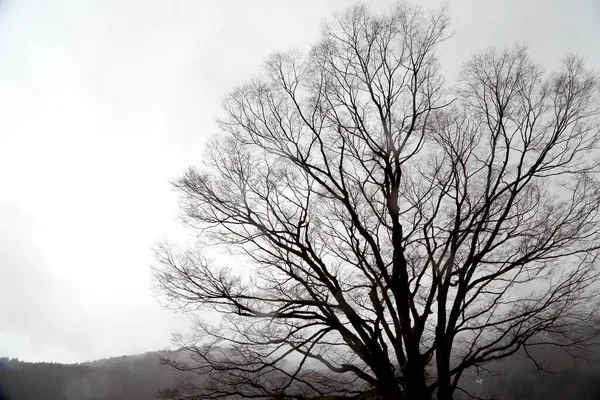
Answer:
[1,0,598,364]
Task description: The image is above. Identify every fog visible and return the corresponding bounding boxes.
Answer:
[0,0,598,363]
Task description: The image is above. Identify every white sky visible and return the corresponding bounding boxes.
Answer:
[0,0,598,364]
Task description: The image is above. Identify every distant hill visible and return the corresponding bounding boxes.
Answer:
[2,346,600,399]
[0,350,188,400]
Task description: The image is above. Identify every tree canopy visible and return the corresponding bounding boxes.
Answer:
[153,3,600,399]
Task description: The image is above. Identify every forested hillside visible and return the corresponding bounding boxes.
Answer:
[0,351,186,400]
[2,347,600,399]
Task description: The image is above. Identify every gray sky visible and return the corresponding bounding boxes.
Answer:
[0,0,598,364]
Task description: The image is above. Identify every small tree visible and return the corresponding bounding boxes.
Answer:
[153,3,600,399]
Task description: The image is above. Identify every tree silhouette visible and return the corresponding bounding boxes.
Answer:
[153,3,600,399]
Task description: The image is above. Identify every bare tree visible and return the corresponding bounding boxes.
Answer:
[153,3,600,400]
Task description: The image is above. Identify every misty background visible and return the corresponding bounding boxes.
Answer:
[1,0,599,365]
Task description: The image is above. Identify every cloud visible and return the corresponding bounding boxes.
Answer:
[0,0,598,363]
[0,202,87,361]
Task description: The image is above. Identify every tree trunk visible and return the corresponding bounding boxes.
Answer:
[435,340,453,400]
[436,385,453,400]
[377,360,430,400]
[403,368,431,400]
[373,366,405,400]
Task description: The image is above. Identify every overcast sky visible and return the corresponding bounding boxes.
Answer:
[0,0,598,364]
